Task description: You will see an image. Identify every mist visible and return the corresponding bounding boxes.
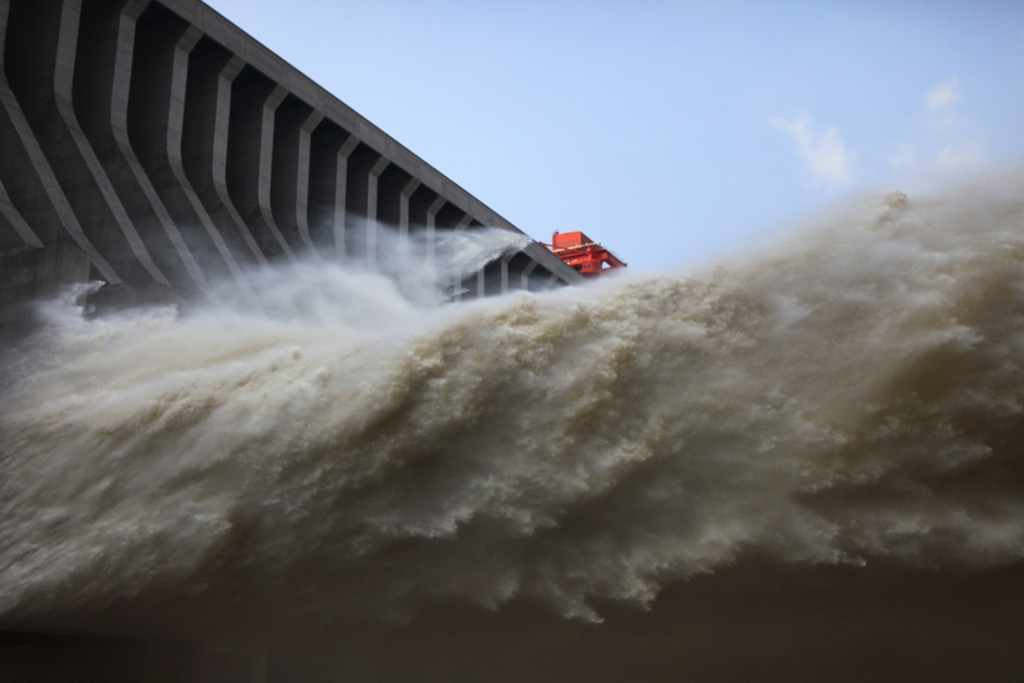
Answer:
[3,179,1024,680]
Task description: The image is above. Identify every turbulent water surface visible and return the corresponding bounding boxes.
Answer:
[3,180,1024,679]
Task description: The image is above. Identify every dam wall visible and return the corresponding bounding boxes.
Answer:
[0,0,581,328]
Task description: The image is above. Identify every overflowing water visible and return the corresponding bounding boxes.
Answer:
[3,179,1024,673]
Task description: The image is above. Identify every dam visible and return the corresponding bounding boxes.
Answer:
[9,2,1024,681]
[0,0,583,678]
[0,0,581,331]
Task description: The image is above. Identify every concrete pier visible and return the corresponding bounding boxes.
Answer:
[0,0,581,327]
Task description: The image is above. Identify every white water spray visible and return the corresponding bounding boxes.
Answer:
[3,182,1024,633]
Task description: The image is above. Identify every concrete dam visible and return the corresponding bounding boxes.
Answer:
[0,0,586,677]
[0,0,582,328]
[8,1,1024,681]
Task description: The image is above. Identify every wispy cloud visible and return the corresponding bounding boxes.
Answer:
[887,142,918,171]
[927,78,961,111]
[935,143,985,173]
[772,112,854,185]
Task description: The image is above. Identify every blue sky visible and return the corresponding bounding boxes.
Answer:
[204,0,1024,270]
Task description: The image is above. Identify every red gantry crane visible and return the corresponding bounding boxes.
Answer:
[542,230,627,278]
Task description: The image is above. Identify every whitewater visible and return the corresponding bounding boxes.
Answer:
[3,178,1024,654]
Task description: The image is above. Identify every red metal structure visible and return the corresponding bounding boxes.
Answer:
[542,231,627,277]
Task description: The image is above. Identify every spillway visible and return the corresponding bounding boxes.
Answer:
[0,0,581,334]
[5,1,1024,681]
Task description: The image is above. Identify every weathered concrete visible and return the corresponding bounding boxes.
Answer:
[209,54,265,266]
[1,0,120,287]
[0,0,582,324]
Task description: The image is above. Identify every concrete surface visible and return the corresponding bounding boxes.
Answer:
[0,0,581,330]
